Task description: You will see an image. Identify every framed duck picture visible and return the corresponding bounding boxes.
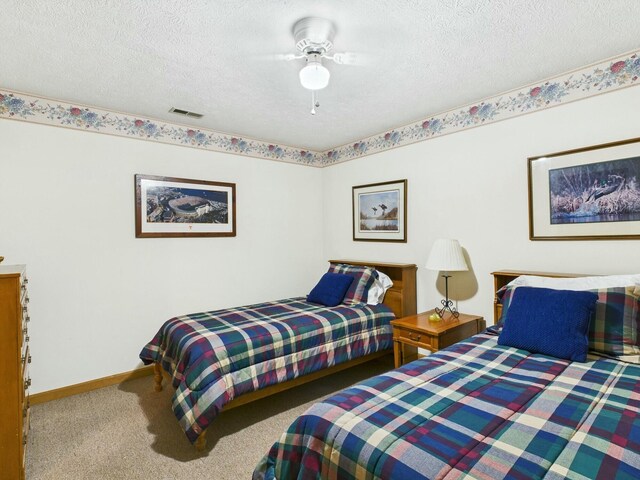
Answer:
[528,137,640,240]
[352,179,407,242]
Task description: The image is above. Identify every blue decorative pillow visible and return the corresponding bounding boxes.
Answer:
[498,287,598,362]
[307,273,354,307]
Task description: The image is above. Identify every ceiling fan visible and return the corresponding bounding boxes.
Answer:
[281,17,358,115]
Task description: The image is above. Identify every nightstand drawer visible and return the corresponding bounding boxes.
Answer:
[393,326,434,350]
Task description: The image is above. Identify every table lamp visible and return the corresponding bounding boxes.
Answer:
[425,238,468,319]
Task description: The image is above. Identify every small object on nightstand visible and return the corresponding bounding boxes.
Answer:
[391,310,485,368]
[428,312,440,321]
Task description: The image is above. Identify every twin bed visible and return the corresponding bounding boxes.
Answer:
[140,265,640,479]
[139,260,417,449]
[256,334,640,479]
[253,270,640,479]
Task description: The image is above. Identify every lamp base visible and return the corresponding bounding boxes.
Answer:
[435,299,460,319]
[434,274,459,319]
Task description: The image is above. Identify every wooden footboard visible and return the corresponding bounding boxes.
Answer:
[153,362,163,392]
[195,431,207,451]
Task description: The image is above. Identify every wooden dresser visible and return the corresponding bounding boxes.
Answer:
[0,265,31,480]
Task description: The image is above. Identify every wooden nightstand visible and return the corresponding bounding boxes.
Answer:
[390,310,485,368]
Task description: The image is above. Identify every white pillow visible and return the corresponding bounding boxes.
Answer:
[508,274,640,291]
[367,271,394,305]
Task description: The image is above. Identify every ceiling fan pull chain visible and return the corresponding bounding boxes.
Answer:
[311,90,319,115]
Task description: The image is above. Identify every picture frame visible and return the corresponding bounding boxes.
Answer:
[135,174,236,238]
[528,137,640,240]
[352,179,407,242]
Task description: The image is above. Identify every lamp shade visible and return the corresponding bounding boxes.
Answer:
[425,239,468,272]
[299,59,330,90]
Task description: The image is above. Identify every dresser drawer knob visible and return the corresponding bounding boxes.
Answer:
[409,333,422,342]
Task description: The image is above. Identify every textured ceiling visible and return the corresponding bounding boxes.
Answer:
[1,1,640,151]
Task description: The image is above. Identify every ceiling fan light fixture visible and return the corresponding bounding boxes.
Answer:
[299,56,330,90]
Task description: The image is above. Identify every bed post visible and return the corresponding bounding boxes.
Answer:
[153,362,163,392]
[195,431,207,451]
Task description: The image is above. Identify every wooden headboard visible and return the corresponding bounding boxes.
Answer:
[491,269,590,324]
[329,260,417,319]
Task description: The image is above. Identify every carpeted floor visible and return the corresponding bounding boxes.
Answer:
[26,356,393,479]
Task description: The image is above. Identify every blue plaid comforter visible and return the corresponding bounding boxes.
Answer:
[139,297,394,443]
[255,333,640,479]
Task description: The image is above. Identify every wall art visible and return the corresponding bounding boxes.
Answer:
[528,138,640,240]
[352,180,407,242]
[135,174,236,238]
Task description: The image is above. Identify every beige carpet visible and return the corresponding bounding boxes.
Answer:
[26,356,393,480]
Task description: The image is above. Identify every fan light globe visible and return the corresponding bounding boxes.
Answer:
[299,60,330,90]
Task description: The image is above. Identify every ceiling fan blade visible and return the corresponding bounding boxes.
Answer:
[282,53,305,61]
[274,53,304,61]
[251,53,304,62]
[326,52,372,66]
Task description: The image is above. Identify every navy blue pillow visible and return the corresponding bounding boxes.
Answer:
[307,273,354,307]
[497,287,598,362]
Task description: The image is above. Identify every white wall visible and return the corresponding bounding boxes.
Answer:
[0,120,325,393]
[2,85,639,394]
[322,86,640,322]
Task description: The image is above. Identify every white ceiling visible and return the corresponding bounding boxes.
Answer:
[2,1,640,151]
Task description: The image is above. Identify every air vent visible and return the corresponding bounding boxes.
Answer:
[169,107,203,119]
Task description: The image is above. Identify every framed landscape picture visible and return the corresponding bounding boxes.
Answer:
[352,179,407,242]
[528,137,640,240]
[135,174,236,238]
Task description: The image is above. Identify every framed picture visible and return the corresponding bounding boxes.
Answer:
[135,174,236,238]
[352,179,407,242]
[528,137,640,240]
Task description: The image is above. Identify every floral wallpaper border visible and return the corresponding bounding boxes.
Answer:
[321,51,640,166]
[0,90,322,166]
[1,50,639,167]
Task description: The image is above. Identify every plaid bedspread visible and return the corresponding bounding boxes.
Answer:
[255,333,640,480]
[139,297,394,443]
